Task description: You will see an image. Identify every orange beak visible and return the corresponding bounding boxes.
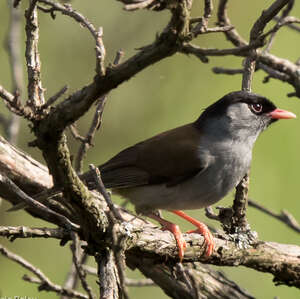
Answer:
[268,108,296,119]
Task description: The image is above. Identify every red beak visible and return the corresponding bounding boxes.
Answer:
[268,108,296,119]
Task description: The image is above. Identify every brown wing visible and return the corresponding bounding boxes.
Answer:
[99,124,209,189]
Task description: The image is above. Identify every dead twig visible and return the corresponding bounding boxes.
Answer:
[6,1,25,144]
[212,67,244,75]
[25,0,45,108]
[89,164,129,299]
[0,244,88,299]
[74,50,124,174]
[0,225,71,241]
[37,0,106,76]
[248,199,300,234]
[0,173,80,232]
[74,95,107,174]
[70,232,95,299]
[43,85,68,109]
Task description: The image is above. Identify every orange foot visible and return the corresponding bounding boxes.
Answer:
[171,210,214,257]
[148,213,186,261]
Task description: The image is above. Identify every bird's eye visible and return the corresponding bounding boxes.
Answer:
[250,103,263,113]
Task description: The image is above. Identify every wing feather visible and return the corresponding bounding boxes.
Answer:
[99,124,210,189]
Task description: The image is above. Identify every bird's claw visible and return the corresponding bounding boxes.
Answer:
[186,225,214,257]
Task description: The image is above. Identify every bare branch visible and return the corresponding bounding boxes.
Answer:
[0,173,80,232]
[0,85,15,103]
[43,85,68,109]
[0,226,71,241]
[89,165,123,221]
[6,1,25,144]
[75,95,107,173]
[0,244,88,299]
[249,199,300,233]
[22,275,89,299]
[96,249,122,299]
[71,232,95,299]
[180,41,265,62]
[69,124,86,144]
[75,50,124,174]
[37,0,106,76]
[33,1,190,138]
[212,67,244,75]
[83,265,155,286]
[124,0,157,11]
[217,0,247,47]
[61,250,88,299]
[89,164,128,299]
[274,15,300,32]
[25,0,45,108]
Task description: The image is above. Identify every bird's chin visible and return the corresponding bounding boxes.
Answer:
[269,118,279,125]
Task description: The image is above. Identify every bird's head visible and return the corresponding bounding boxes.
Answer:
[194,91,296,141]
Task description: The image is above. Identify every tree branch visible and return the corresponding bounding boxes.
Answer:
[25,0,45,107]
[0,244,88,299]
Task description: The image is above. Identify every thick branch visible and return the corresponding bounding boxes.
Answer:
[1,136,300,289]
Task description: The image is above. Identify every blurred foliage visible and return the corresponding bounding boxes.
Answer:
[0,0,300,298]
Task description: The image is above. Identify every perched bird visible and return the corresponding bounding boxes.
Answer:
[99,91,296,259]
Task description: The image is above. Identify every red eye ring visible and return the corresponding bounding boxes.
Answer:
[250,103,263,113]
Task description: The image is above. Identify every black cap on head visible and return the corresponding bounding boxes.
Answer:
[194,91,277,127]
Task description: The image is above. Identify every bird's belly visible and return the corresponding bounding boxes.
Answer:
[116,156,250,214]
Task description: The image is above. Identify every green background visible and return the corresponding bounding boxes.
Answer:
[0,0,300,298]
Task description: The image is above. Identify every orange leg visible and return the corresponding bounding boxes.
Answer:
[171,210,214,257]
[148,213,186,261]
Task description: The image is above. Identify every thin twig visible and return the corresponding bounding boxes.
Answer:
[70,124,86,143]
[89,164,129,299]
[43,85,68,109]
[75,50,124,174]
[124,0,157,11]
[89,165,123,221]
[0,85,15,103]
[0,244,88,299]
[61,249,88,299]
[37,0,106,76]
[180,41,265,63]
[248,199,300,233]
[274,15,300,32]
[71,232,95,299]
[0,225,71,241]
[217,0,247,47]
[264,16,300,53]
[212,67,244,75]
[0,173,80,232]
[75,95,107,174]
[6,1,25,144]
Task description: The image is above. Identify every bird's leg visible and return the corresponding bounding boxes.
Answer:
[147,212,186,261]
[171,210,214,257]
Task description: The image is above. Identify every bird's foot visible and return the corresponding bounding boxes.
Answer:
[147,213,187,261]
[186,225,214,257]
[171,210,214,257]
[162,222,187,261]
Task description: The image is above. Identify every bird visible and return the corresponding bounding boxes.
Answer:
[98,90,296,260]
[10,91,295,259]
